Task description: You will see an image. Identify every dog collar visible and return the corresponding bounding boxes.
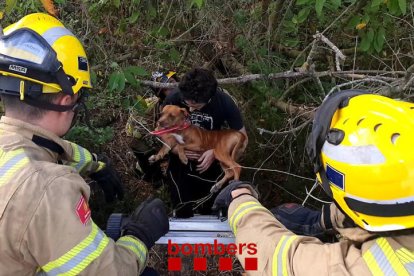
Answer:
[150,120,191,136]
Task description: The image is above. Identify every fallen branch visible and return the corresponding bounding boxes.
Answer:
[257,119,311,136]
[141,69,407,89]
[314,32,346,71]
[269,99,315,120]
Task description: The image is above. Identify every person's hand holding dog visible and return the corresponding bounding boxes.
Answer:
[185,150,202,160]
[197,149,215,173]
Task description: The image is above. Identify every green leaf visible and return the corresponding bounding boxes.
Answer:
[359,35,371,52]
[108,72,125,92]
[374,27,385,53]
[296,0,312,5]
[126,66,148,77]
[347,15,361,29]
[90,71,97,86]
[367,28,375,43]
[122,98,132,109]
[387,0,401,15]
[367,2,380,12]
[112,0,120,8]
[169,48,181,63]
[330,0,341,10]
[123,70,138,87]
[284,38,300,47]
[234,10,248,27]
[148,4,157,19]
[191,0,204,9]
[129,12,140,24]
[296,7,311,23]
[116,18,127,34]
[155,26,169,37]
[5,0,17,14]
[371,0,382,7]
[132,0,141,4]
[315,0,326,17]
[398,0,406,14]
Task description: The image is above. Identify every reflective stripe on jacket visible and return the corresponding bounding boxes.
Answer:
[228,195,414,275]
[0,116,147,275]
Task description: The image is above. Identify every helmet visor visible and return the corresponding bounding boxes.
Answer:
[0,28,74,95]
[0,28,59,70]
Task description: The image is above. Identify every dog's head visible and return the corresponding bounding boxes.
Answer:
[157,105,189,129]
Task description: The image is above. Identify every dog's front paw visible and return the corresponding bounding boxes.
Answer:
[148,155,159,164]
[179,156,188,165]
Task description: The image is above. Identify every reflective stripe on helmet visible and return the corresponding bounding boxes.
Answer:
[322,143,385,165]
[42,26,75,46]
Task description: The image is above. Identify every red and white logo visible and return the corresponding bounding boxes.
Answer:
[167,240,258,272]
[76,195,91,225]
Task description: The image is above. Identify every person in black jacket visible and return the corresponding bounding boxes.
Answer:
[163,68,248,217]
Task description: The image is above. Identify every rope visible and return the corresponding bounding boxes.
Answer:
[130,115,172,150]
[304,186,332,204]
[302,179,318,205]
[233,165,315,181]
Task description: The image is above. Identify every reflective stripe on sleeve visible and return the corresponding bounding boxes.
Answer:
[0,148,29,186]
[116,236,147,269]
[68,142,93,173]
[229,201,269,234]
[272,235,297,276]
[40,222,109,275]
[396,248,414,275]
[363,237,410,276]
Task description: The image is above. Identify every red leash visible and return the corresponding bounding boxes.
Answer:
[150,121,191,136]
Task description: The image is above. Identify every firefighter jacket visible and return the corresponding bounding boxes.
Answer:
[228,195,414,275]
[0,116,147,276]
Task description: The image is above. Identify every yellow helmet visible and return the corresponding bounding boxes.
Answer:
[307,90,414,232]
[0,13,91,99]
[151,70,177,83]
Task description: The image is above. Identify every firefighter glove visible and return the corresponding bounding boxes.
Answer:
[122,198,169,249]
[212,180,258,211]
[271,203,326,237]
[90,154,124,203]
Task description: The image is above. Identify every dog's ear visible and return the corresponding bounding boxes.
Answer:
[180,108,189,117]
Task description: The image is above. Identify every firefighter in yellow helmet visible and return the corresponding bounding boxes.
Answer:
[213,90,414,275]
[0,13,168,275]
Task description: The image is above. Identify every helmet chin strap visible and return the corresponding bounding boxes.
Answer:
[23,92,97,134]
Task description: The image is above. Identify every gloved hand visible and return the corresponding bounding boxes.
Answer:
[270,203,325,237]
[122,198,169,249]
[212,180,258,211]
[90,154,124,203]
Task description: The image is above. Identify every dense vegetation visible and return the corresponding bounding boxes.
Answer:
[1,0,413,274]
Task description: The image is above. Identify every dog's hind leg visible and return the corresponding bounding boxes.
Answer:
[210,151,236,193]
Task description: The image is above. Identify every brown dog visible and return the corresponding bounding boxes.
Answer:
[149,105,247,192]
